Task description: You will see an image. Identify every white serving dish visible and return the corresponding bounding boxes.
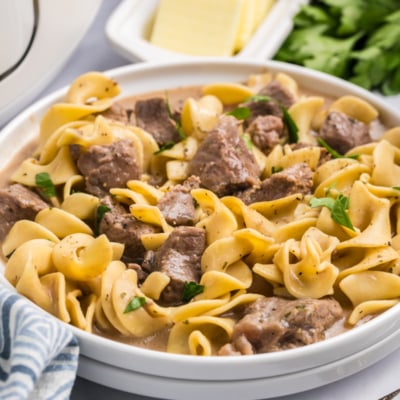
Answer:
[105,0,308,63]
[1,59,400,400]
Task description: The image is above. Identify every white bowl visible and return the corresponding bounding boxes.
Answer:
[105,0,308,62]
[1,59,400,400]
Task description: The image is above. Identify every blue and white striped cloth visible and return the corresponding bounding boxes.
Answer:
[0,284,79,399]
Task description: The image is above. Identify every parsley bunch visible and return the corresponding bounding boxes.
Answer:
[274,0,400,95]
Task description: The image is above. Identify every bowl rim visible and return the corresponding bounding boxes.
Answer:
[1,58,400,382]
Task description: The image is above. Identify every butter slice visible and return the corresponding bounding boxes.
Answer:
[234,0,257,51]
[150,0,243,56]
[254,0,275,28]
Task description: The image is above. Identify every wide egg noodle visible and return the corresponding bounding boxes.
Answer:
[35,207,93,238]
[5,238,56,286]
[273,227,339,298]
[111,269,171,337]
[192,188,238,243]
[11,146,78,187]
[181,95,223,140]
[39,72,121,150]
[52,233,114,281]
[167,316,235,355]
[2,220,59,256]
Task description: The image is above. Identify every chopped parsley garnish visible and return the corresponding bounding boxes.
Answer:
[35,172,56,198]
[317,137,358,159]
[123,296,147,313]
[182,281,204,303]
[393,186,400,191]
[241,133,253,150]
[271,166,284,174]
[226,106,251,120]
[95,204,111,234]
[310,194,354,230]
[153,141,176,155]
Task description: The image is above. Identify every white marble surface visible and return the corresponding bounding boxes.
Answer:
[4,1,400,399]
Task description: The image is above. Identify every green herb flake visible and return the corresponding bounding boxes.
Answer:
[281,107,299,143]
[35,172,56,198]
[123,296,147,313]
[153,141,176,155]
[393,186,400,191]
[271,166,284,174]
[182,281,204,303]
[317,137,358,159]
[95,204,111,234]
[310,193,354,230]
[226,106,251,120]
[241,133,253,150]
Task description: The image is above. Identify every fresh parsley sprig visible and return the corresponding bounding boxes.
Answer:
[317,137,359,159]
[95,204,111,235]
[153,141,176,155]
[274,1,400,95]
[124,296,147,313]
[182,281,204,303]
[35,172,56,198]
[310,193,354,230]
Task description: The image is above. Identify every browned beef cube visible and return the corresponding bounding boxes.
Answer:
[135,98,180,146]
[77,139,141,197]
[247,115,284,153]
[188,116,260,197]
[319,111,372,154]
[146,226,206,306]
[239,163,313,204]
[0,184,48,243]
[258,80,296,109]
[157,175,200,226]
[101,102,133,125]
[218,297,343,355]
[98,196,160,263]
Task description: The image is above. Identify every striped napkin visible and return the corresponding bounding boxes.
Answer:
[0,284,79,400]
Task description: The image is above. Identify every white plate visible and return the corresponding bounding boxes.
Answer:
[77,327,400,400]
[105,0,308,62]
[0,0,101,127]
[1,59,400,399]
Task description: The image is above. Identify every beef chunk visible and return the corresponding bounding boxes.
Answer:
[101,102,133,124]
[239,163,313,204]
[243,98,283,127]
[135,98,180,146]
[98,196,160,263]
[145,226,206,306]
[77,139,141,197]
[188,116,260,197]
[218,297,343,355]
[258,80,296,109]
[0,184,48,242]
[247,115,284,153]
[157,175,200,226]
[242,80,296,128]
[319,111,372,154]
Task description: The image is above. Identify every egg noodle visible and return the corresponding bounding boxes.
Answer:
[3,70,400,356]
